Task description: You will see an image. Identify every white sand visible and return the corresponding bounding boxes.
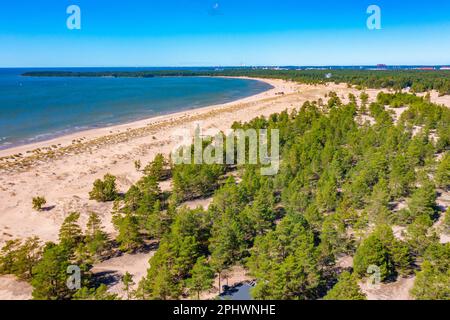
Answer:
[90,249,156,298]
[0,275,32,300]
[360,276,415,300]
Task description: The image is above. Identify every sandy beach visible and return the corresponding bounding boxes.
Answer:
[1,77,449,244]
[0,77,449,300]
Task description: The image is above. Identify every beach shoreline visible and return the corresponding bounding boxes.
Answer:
[0,76,274,157]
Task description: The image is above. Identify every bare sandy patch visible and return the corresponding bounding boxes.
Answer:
[91,247,157,298]
[360,276,415,300]
[0,275,32,300]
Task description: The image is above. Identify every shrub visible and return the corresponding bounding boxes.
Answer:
[324,271,366,300]
[89,174,118,202]
[32,197,47,211]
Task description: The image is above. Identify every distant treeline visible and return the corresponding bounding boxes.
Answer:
[23,69,450,95]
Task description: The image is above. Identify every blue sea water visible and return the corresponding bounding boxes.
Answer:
[0,68,273,150]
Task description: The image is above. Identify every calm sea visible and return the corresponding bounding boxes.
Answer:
[0,68,273,150]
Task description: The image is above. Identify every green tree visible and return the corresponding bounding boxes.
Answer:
[0,237,42,280]
[122,272,135,300]
[31,243,72,300]
[209,209,246,269]
[89,174,118,202]
[360,92,369,107]
[186,257,215,299]
[408,179,437,220]
[367,178,391,223]
[372,225,412,276]
[324,272,367,300]
[59,212,83,251]
[411,243,449,300]
[144,154,170,180]
[134,160,142,172]
[436,152,450,190]
[113,214,143,253]
[406,214,438,255]
[248,183,276,235]
[85,212,108,258]
[353,234,394,281]
[74,284,119,300]
[319,214,347,264]
[248,215,321,300]
[0,240,21,275]
[444,207,450,235]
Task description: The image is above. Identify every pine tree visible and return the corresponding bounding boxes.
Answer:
[353,234,394,281]
[0,237,42,280]
[436,152,450,190]
[411,243,450,300]
[114,214,143,253]
[186,257,214,300]
[324,272,367,300]
[59,212,83,251]
[122,271,135,300]
[144,154,170,181]
[89,174,118,202]
[408,179,437,220]
[31,243,72,300]
[85,212,108,257]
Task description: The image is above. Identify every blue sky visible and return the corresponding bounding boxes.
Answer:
[1,0,449,67]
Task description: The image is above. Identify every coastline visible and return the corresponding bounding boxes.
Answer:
[0,76,273,156]
[0,77,276,158]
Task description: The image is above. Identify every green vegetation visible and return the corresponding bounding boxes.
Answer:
[85,212,109,258]
[353,225,412,280]
[1,210,116,300]
[133,90,448,300]
[31,243,73,300]
[445,208,450,234]
[144,154,171,181]
[32,196,47,211]
[411,243,450,300]
[186,257,215,300]
[122,272,135,300]
[23,69,450,95]
[324,272,367,300]
[89,174,119,202]
[436,152,450,190]
[0,237,41,281]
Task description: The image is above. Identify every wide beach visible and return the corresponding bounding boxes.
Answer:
[2,77,450,244]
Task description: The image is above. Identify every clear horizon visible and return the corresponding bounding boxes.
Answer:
[1,0,450,67]
[2,65,450,69]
